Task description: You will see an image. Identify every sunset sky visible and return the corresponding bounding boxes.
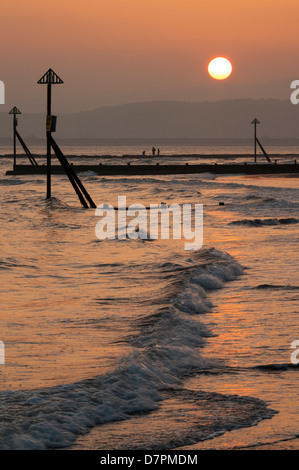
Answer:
[1,0,299,112]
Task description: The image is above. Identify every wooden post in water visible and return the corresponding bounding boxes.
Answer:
[46,82,52,199]
[9,106,38,167]
[251,118,260,163]
[37,69,63,199]
[37,68,96,208]
[9,107,22,169]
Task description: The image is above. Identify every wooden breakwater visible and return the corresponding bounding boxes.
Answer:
[6,161,299,176]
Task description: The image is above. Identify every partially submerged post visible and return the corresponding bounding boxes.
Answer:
[9,106,22,168]
[38,69,63,199]
[251,118,260,163]
[8,106,38,167]
[251,118,271,163]
[37,68,96,208]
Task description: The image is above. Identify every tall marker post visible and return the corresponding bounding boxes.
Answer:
[37,68,96,208]
[251,118,271,163]
[8,106,38,167]
[9,106,22,169]
[251,118,260,163]
[38,68,63,199]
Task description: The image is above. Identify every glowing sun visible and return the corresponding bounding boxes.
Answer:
[208,57,232,80]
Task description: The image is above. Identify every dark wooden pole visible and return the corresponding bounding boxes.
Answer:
[251,118,260,163]
[13,113,17,168]
[37,68,96,207]
[254,120,257,163]
[9,107,22,169]
[46,83,52,199]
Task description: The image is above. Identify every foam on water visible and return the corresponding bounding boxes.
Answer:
[0,247,276,450]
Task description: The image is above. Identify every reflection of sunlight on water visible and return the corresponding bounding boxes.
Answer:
[182,203,299,448]
[183,370,299,450]
[1,157,298,448]
[1,181,188,390]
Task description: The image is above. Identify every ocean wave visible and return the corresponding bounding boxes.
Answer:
[0,247,274,450]
[229,218,299,227]
[252,284,299,291]
[0,258,38,271]
[42,196,71,209]
[87,388,276,450]
[253,363,299,372]
[241,197,299,209]
[0,178,28,186]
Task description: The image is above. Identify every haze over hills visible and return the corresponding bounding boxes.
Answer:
[0,98,298,142]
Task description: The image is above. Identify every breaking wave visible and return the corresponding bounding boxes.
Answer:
[252,284,299,291]
[229,218,299,227]
[0,248,276,450]
[253,363,299,372]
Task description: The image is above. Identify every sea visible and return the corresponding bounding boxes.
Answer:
[0,143,298,450]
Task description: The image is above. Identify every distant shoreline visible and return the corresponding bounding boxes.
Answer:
[2,137,299,146]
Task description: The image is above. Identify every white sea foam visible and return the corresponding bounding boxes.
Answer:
[0,247,262,450]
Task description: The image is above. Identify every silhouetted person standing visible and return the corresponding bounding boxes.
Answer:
[152,147,156,156]
[157,148,160,156]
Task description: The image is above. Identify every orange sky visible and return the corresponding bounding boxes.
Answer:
[1,0,299,112]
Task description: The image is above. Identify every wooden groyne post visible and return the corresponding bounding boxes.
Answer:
[37,68,96,208]
[9,106,38,167]
[38,68,63,199]
[251,118,271,163]
[9,106,22,168]
[251,118,260,163]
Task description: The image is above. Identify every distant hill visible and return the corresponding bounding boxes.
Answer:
[0,99,298,140]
